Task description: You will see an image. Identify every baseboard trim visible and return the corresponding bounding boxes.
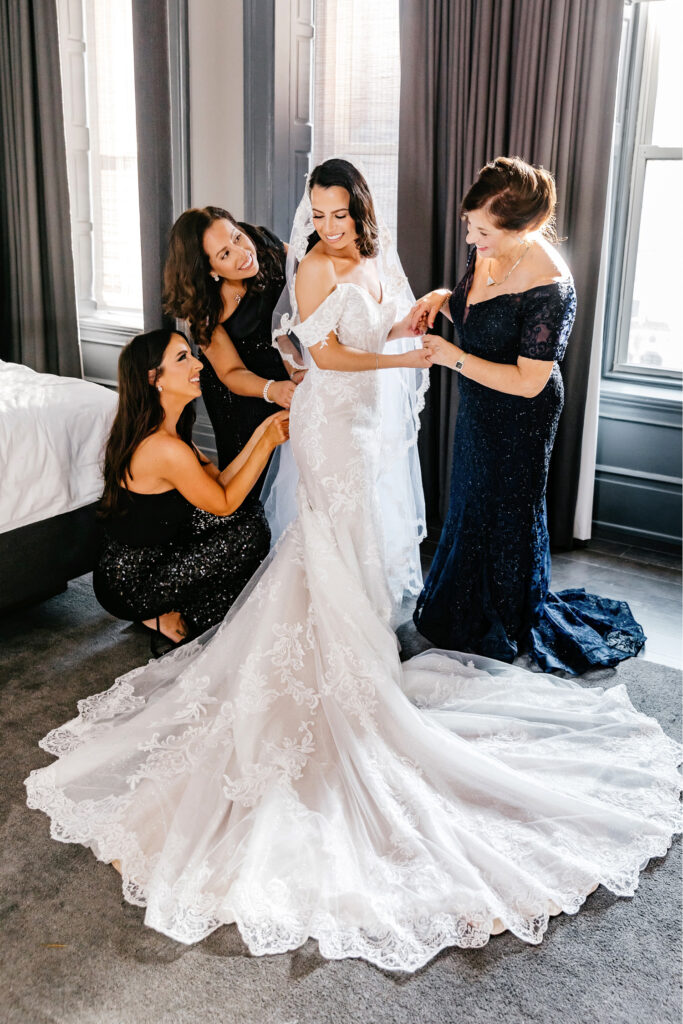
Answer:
[592,520,682,554]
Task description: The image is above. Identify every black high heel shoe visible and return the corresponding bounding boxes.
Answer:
[140,616,191,658]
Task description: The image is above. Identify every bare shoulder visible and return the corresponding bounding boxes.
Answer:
[134,431,193,471]
[297,246,337,287]
[296,247,338,315]
[527,236,570,288]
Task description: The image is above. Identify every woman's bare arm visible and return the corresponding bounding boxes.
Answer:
[203,325,296,408]
[135,414,289,515]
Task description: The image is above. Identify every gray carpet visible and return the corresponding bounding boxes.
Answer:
[1,575,681,1024]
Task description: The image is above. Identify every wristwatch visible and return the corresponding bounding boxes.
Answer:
[454,353,467,373]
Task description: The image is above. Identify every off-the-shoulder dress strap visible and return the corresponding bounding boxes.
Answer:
[290,284,347,349]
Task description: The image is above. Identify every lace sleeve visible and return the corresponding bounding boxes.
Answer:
[518,281,577,362]
[281,287,345,350]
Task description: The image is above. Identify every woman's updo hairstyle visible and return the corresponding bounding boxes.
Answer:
[461,156,558,241]
[308,158,379,258]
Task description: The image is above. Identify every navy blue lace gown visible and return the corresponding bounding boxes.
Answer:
[413,249,645,674]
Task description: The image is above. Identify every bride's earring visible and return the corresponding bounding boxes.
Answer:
[210,272,220,282]
[157,384,163,393]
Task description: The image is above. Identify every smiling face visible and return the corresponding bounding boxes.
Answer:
[203,218,259,283]
[464,206,522,261]
[310,185,358,252]
[155,334,203,401]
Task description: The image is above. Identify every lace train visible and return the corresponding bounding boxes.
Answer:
[25,523,682,972]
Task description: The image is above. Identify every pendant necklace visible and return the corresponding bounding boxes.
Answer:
[486,241,530,287]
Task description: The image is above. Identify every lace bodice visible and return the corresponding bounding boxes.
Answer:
[293,282,397,355]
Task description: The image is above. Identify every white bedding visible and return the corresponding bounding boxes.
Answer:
[0,360,118,535]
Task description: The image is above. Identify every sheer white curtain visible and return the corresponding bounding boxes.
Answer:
[312,0,400,239]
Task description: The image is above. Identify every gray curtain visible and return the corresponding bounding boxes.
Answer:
[0,0,81,377]
[131,0,181,331]
[398,0,623,549]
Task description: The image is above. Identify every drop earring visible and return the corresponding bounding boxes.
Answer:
[157,384,163,393]
[210,272,220,282]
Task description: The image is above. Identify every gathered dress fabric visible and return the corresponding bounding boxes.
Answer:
[413,248,646,674]
[93,488,270,634]
[199,225,290,492]
[27,280,681,972]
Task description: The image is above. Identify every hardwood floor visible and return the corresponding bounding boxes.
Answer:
[551,538,682,669]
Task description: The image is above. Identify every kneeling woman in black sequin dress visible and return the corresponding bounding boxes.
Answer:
[411,157,644,674]
[93,329,289,656]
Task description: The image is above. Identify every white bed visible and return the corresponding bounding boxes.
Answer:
[0,360,117,610]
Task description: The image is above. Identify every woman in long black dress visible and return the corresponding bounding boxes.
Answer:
[163,208,302,485]
[93,329,289,656]
[412,157,644,674]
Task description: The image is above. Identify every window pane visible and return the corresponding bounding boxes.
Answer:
[86,0,143,316]
[312,0,400,241]
[626,159,683,372]
[651,0,682,148]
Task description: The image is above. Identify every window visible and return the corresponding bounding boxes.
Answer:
[605,0,682,382]
[57,0,143,338]
[311,0,401,241]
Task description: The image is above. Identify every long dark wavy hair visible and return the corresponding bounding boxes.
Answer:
[307,159,379,258]
[163,207,283,349]
[99,329,196,517]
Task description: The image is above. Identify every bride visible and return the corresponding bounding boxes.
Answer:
[26,159,681,973]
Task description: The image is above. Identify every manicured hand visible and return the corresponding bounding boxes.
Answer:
[423,335,459,367]
[401,346,433,369]
[268,379,297,408]
[263,410,290,447]
[393,311,425,338]
[409,290,452,332]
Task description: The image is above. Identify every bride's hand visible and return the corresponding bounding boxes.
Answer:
[409,289,452,332]
[389,311,424,339]
[399,346,433,369]
[423,335,459,368]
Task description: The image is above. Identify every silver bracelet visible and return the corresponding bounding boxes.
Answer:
[263,379,275,402]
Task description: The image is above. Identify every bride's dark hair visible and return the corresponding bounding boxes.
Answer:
[99,329,197,518]
[307,159,379,258]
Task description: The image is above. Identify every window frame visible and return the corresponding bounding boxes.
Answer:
[603,1,682,387]
[57,0,144,348]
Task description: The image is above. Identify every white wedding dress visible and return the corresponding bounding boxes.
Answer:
[26,279,681,972]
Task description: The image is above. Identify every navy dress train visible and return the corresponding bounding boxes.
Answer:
[413,248,645,674]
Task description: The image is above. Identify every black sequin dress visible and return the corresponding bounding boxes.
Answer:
[413,248,645,674]
[199,225,290,489]
[93,488,270,634]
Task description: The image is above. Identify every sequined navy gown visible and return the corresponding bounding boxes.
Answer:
[413,248,645,674]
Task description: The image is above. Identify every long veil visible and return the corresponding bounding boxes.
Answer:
[261,160,429,606]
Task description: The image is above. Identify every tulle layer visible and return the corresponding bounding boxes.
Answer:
[25,520,682,972]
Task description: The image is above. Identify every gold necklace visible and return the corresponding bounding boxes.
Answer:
[486,241,530,287]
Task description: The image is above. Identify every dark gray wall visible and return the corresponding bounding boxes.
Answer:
[593,385,682,550]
